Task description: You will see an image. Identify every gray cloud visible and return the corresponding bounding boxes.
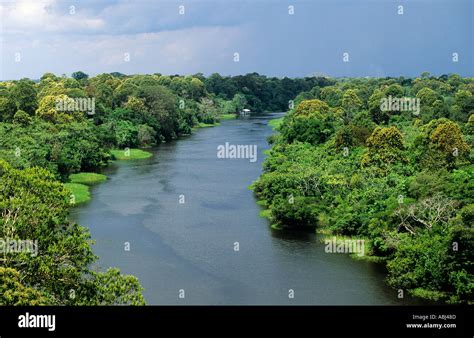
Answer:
[1,0,472,80]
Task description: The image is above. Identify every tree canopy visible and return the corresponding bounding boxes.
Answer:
[255,73,474,304]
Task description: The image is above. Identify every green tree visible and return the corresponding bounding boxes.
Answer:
[429,120,470,168]
[341,89,363,123]
[138,84,178,140]
[281,100,334,145]
[416,87,438,107]
[368,89,389,124]
[414,119,470,169]
[72,71,89,81]
[232,93,248,113]
[10,79,38,115]
[137,124,155,147]
[293,99,330,117]
[361,126,406,168]
[320,86,342,107]
[36,94,83,123]
[189,77,206,100]
[13,110,31,126]
[0,160,145,305]
[384,84,404,97]
[0,94,17,121]
[453,90,474,122]
[0,267,49,305]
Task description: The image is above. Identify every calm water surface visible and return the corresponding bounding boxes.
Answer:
[70,113,423,305]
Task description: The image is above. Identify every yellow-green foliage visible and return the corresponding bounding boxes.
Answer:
[293,99,330,119]
[361,126,406,167]
[36,94,84,123]
[418,119,471,168]
[124,96,146,113]
[12,110,31,126]
[416,87,438,106]
[467,114,474,134]
[342,89,363,112]
[366,126,404,150]
[430,120,470,156]
[0,267,48,305]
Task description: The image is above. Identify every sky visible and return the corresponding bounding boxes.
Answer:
[0,0,472,80]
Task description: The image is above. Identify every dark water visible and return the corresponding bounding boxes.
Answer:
[70,113,422,305]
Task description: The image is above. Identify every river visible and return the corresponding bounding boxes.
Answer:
[70,112,422,305]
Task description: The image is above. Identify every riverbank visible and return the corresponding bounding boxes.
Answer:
[194,113,237,129]
[254,97,470,304]
[66,115,233,206]
[65,148,153,205]
[268,117,284,130]
[70,113,423,305]
[110,148,153,160]
[254,193,384,262]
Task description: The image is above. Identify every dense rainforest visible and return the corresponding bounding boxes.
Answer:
[254,73,474,304]
[0,71,324,305]
[0,71,472,305]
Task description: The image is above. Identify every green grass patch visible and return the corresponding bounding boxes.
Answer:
[219,113,237,120]
[111,148,153,160]
[268,117,284,130]
[64,183,90,205]
[196,122,221,128]
[69,172,107,185]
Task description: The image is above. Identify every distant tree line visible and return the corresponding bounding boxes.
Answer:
[202,72,335,112]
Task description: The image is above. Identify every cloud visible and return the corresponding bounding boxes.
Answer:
[1,0,105,34]
[1,0,253,36]
[1,24,250,79]
[0,0,255,79]
[1,0,472,79]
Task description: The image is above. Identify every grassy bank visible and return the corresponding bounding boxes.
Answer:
[111,148,153,160]
[64,183,90,205]
[316,231,385,262]
[196,122,221,128]
[219,113,237,120]
[64,173,107,205]
[69,172,107,185]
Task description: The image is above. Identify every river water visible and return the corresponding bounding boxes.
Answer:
[70,113,422,305]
